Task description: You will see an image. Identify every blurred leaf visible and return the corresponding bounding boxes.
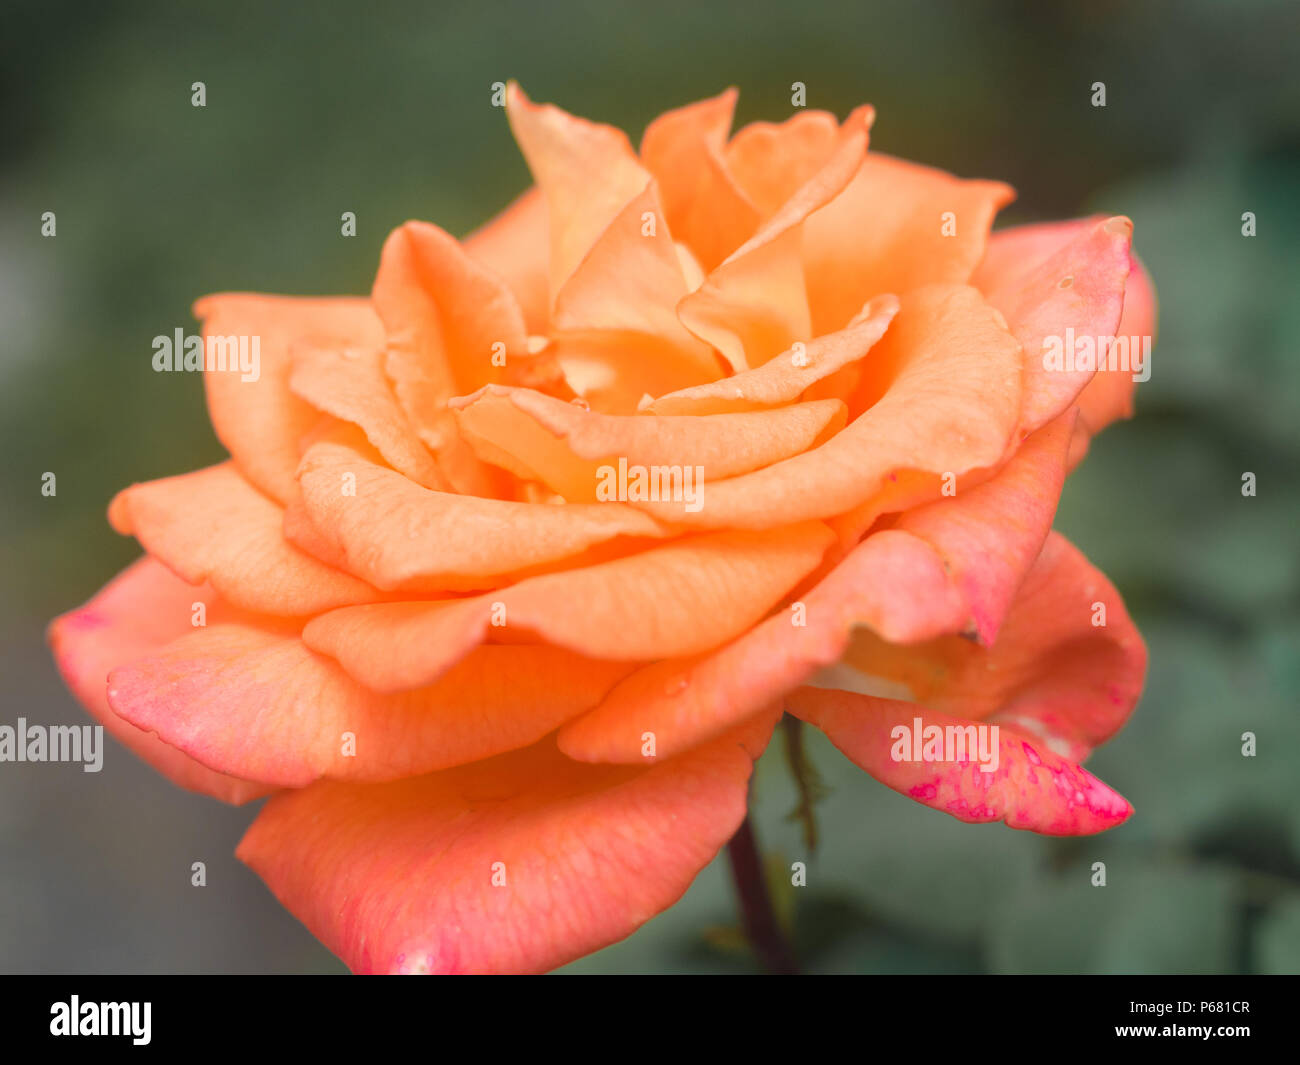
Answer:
[1097,156,1300,450]
[1085,621,1300,850]
[1254,895,1300,974]
[1056,422,1300,620]
[990,861,1239,974]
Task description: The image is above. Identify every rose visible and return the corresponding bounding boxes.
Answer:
[49,84,1154,974]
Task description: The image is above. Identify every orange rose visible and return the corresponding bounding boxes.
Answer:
[50,84,1154,974]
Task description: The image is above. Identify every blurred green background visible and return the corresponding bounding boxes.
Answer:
[2,0,1297,973]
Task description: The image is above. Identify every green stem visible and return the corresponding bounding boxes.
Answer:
[781,714,822,853]
[725,814,799,974]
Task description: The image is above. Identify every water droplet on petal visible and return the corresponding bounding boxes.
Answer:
[664,675,689,696]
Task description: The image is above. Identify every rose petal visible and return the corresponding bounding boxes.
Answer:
[462,186,551,335]
[553,182,698,344]
[556,529,946,764]
[506,82,651,298]
[548,181,720,403]
[883,412,1073,644]
[632,284,1022,527]
[108,462,382,616]
[195,293,384,505]
[304,522,836,692]
[786,688,1133,835]
[288,339,445,490]
[47,557,269,803]
[641,88,736,227]
[292,433,667,593]
[841,532,1147,762]
[557,418,1070,764]
[973,215,1135,439]
[723,110,842,219]
[639,88,758,271]
[541,331,713,416]
[236,711,779,974]
[678,106,874,371]
[372,220,528,496]
[1071,250,1158,465]
[452,383,845,501]
[645,294,898,415]
[803,153,1014,334]
[107,624,634,786]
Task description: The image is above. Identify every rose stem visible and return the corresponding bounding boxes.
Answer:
[725,813,799,974]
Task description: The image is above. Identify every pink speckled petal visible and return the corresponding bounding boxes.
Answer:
[787,686,1133,835]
